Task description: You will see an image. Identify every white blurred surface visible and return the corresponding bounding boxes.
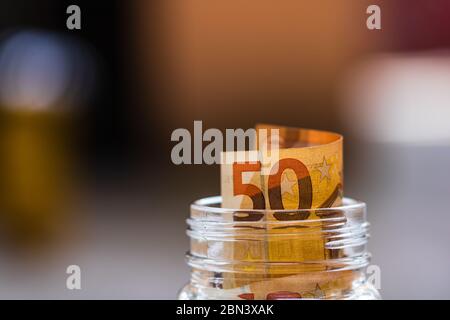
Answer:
[341,53,450,145]
[341,52,450,299]
[346,143,450,299]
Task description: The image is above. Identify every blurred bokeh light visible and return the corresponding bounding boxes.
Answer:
[0,30,96,249]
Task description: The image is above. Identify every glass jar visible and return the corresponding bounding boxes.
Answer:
[178,196,380,300]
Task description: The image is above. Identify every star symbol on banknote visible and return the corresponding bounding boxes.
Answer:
[281,173,297,197]
[313,284,325,298]
[316,157,331,182]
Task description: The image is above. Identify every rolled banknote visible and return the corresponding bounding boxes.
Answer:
[195,270,356,300]
[220,124,344,295]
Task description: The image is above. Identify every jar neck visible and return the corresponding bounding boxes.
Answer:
[188,267,370,300]
[186,197,371,299]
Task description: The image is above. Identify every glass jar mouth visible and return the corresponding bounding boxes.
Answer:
[191,196,366,212]
[188,196,369,265]
[190,196,366,225]
[192,196,365,212]
[184,197,376,300]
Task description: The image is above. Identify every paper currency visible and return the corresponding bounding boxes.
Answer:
[199,271,356,300]
[220,124,344,297]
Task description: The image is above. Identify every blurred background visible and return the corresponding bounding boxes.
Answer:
[0,0,449,299]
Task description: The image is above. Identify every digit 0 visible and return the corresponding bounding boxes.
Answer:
[268,158,312,217]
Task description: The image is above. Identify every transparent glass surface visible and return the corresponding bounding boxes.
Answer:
[179,196,381,300]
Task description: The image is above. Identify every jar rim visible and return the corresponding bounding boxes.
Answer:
[187,196,370,275]
[186,196,373,300]
[191,196,365,214]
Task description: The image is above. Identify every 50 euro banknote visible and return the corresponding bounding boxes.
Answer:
[220,124,344,293]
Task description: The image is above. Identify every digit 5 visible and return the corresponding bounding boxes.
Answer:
[233,162,266,210]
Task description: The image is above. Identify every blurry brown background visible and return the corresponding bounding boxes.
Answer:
[0,0,449,299]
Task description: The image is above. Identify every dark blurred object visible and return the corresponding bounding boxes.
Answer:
[0,30,96,248]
